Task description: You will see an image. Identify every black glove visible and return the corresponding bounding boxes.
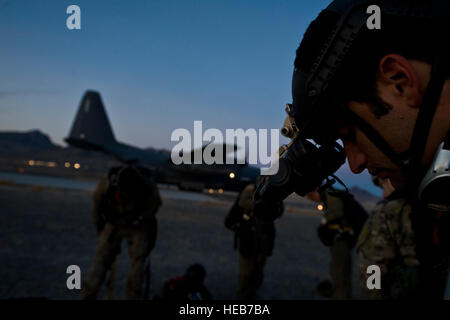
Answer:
[317,223,338,247]
[224,214,239,231]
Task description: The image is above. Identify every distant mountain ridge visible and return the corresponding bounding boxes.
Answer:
[0,130,173,156]
[0,130,381,202]
[0,130,60,154]
[349,186,380,204]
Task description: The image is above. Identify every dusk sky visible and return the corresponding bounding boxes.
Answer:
[0,0,379,194]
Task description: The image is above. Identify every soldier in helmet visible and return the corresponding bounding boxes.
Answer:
[81,165,162,300]
[224,183,284,300]
[307,184,368,299]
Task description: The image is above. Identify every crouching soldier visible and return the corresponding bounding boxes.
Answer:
[81,165,162,300]
[159,264,212,301]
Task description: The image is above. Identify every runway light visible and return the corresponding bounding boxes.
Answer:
[74,163,81,169]
[64,162,71,168]
[317,204,324,211]
[218,188,224,194]
[47,162,56,167]
[208,188,214,194]
[28,160,35,166]
[229,172,235,179]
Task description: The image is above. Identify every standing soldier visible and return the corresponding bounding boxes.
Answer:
[307,184,368,299]
[81,165,162,300]
[224,183,283,300]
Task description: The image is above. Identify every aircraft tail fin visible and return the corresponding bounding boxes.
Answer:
[65,90,117,151]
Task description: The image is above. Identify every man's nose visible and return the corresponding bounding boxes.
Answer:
[343,141,368,174]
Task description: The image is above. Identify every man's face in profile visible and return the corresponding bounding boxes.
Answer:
[333,56,443,191]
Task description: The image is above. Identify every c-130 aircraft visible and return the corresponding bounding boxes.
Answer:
[65,90,259,192]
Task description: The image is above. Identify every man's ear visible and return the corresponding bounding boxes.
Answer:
[378,54,422,107]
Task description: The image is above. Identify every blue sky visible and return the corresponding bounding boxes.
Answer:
[0,0,379,195]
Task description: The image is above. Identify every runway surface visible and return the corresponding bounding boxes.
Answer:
[0,176,363,300]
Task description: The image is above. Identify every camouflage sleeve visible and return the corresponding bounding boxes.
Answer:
[356,197,420,299]
[389,200,420,268]
[92,176,109,234]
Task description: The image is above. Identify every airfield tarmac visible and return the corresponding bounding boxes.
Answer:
[0,178,366,300]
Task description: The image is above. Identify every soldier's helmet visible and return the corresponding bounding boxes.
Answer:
[291,0,450,150]
[115,165,148,203]
[185,264,207,287]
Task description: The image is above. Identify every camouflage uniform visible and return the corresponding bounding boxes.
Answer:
[82,167,162,300]
[356,190,450,299]
[225,184,281,300]
[318,190,355,300]
[356,194,419,299]
[237,220,276,300]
